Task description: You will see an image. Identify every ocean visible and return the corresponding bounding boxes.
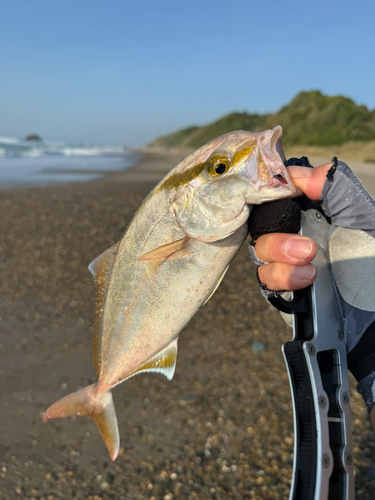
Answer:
[0,136,140,188]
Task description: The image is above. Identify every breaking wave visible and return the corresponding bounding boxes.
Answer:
[0,136,139,187]
[0,136,125,158]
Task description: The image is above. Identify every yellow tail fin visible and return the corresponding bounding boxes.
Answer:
[43,384,120,460]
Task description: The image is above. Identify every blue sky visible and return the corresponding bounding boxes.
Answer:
[1,0,374,146]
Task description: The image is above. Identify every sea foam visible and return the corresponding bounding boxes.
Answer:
[0,137,125,158]
[0,136,139,188]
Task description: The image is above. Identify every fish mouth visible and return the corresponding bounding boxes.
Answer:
[272,173,288,185]
[241,125,303,202]
[257,126,291,187]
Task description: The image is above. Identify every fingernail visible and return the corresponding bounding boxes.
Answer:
[292,264,317,281]
[282,237,313,260]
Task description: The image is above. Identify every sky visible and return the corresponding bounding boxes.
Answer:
[1,0,375,147]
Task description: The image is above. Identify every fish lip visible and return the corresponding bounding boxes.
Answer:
[267,125,286,168]
[238,125,301,198]
[271,125,285,157]
[241,150,288,188]
[256,126,290,185]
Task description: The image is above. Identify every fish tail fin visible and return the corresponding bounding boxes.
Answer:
[43,384,120,461]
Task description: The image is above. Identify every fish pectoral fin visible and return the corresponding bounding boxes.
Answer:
[138,237,190,262]
[130,338,178,381]
[202,265,230,307]
[88,242,119,374]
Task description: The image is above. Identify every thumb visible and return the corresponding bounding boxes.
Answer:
[287,163,332,201]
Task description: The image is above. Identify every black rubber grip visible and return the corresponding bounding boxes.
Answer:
[249,199,301,240]
[284,341,317,500]
[347,321,375,382]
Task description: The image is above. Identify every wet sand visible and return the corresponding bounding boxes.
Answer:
[1,152,375,499]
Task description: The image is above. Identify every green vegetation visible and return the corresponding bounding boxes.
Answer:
[149,91,375,150]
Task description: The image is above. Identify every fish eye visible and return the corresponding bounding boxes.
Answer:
[206,154,230,177]
[214,162,227,175]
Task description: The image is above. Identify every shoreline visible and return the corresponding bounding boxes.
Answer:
[1,148,374,196]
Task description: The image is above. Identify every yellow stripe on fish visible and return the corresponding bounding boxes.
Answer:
[157,145,255,192]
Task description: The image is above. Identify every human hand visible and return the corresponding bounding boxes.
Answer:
[255,163,332,291]
[254,159,375,430]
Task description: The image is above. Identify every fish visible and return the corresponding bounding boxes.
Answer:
[43,125,300,460]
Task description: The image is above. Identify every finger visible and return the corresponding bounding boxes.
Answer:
[258,262,317,291]
[287,163,332,200]
[255,233,317,265]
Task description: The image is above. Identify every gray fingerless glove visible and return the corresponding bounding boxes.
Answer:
[249,159,375,413]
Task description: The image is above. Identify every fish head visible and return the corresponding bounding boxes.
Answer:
[168,126,301,242]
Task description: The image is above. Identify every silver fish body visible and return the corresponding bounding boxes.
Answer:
[44,126,300,459]
[97,212,248,389]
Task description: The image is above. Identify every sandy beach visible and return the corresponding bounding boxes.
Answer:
[1,151,375,500]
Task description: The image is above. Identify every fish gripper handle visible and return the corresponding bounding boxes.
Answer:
[248,163,355,500]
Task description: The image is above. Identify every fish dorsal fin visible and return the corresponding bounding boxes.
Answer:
[202,265,230,307]
[127,338,178,381]
[138,236,190,262]
[89,243,119,280]
[88,243,119,374]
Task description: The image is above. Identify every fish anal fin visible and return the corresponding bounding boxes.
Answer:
[202,265,230,307]
[138,237,190,262]
[88,243,119,374]
[129,338,178,381]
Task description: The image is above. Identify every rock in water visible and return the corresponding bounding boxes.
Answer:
[25,134,42,141]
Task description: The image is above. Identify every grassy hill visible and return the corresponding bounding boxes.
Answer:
[149,91,375,150]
